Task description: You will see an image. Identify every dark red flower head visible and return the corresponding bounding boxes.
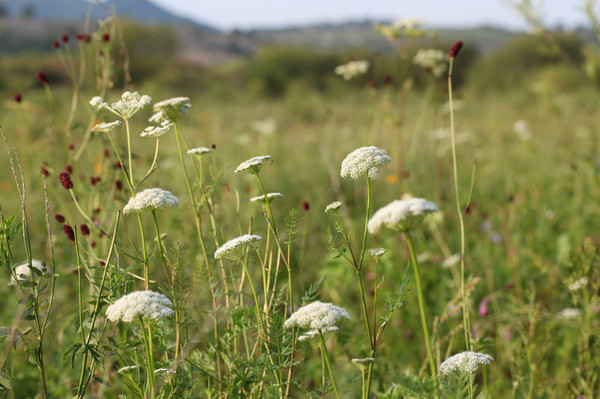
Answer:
[37,71,49,85]
[212,144,217,149]
[449,40,464,58]
[61,34,69,43]
[65,164,73,174]
[102,33,110,42]
[384,74,394,86]
[40,165,50,176]
[59,172,73,190]
[14,93,22,103]
[77,33,91,43]
[302,201,310,211]
[114,180,122,191]
[68,143,75,151]
[63,224,75,243]
[54,214,65,223]
[103,149,110,158]
[52,41,60,49]
[80,224,90,236]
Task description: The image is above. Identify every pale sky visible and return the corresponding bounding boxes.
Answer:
[150,0,590,31]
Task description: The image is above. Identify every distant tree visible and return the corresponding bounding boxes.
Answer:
[21,4,34,19]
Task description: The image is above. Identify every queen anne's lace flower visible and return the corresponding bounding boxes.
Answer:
[558,308,581,319]
[368,198,438,233]
[284,301,351,333]
[369,248,386,258]
[152,97,191,123]
[106,290,174,323]
[187,147,212,156]
[249,192,283,203]
[334,60,370,80]
[439,351,493,376]
[340,146,391,180]
[413,49,449,78]
[140,122,173,138]
[92,120,121,133]
[568,277,589,292]
[234,155,272,174]
[298,326,339,342]
[325,201,343,213]
[91,91,152,119]
[214,234,262,260]
[123,188,180,215]
[11,259,50,284]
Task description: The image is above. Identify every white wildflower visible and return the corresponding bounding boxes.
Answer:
[249,192,283,203]
[512,119,532,141]
[140,123,173,138]
[123,188,180,215]
[234,155,272,174]
[298,326,339,342]
[251,118,277,135]
[369,248,386,258]
[92,120,122,133]
[96,91,152,119]
[325,201,343,213]
[374,18,426,39]
[413,49,449,78]
[351,357,375,371]
[154,368,176,375]
[152,97,191,123]
[284,301,351,331]
[106,290,174,323]
[214,234,262,260]
[439,351,494,376]
[187,147,212,156]
[368,198,439,233]
[10,259,51,284]
[341,146,391,180]
[442,254,461,269]
[557,308,581,319]
[335,60,370,80]
[569,277,589,292]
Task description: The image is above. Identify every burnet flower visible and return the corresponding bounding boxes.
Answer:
[90,91,152,119]
[92,120,121,133]
[284,301,351,341]
[214,234,262,260]
[413,49,449,78]
[151,97,191,123]
[187,147,212,156]
[334,60,369,80]
[10,259,51,284]
[249,192,283,204]
[340,146,391,180]
[106,290,174,323]
[439,351,493,376]
[368,198,439,234]
[325,201,343,213]
[123,188,180,215]
[234,155,272,174]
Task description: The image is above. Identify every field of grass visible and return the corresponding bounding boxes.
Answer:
[0,17,599,399]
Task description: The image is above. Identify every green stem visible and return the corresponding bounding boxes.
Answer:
[136,213,149,290]
[140,318,156,399]
[318,331,340,399]
[406,234,439,397]
[358,175,372,271]
[104,131,135,195]
[124,118,134,188]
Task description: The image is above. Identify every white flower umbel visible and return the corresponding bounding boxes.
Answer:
[284,301,351,331]
[251,118,277,135]
[187,147,212,156]
[325,201,343,213]
[249,192,283,203]
[152,97,191,123]
[214,234,262,260]
[340,146,391,180]
[368,198,439,234]
[557,307,581,319]
[92,120,122,133]
[123,188,180,215]
[140,122,173,138]
[234,155,272,174]
[91,91,152,119]
[11,259,50,284]
[413,49,449,78]
[439,351,494,376]
[334,60,369,80]
[368,248,386,258]
[106,290,174,323]
[298,326,339,342]
[568,277,589,292]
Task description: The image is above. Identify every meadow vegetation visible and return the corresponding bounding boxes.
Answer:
[0,8,599,399]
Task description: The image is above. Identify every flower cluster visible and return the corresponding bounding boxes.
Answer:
[90,91,152,119]
[92,120,122,133]
[340,146,391,180]
[187,147,212,156]
[214,234,262,260]
[413,49,449,78]
[284,301,351,341]
[106,290,174,323]
[234,155,272,174]
[123,188,180,215]
[324,201,343,213]
[439,351,493,376]
[11,259,51,284]
[140,123,173,138]
[334,60,369,80]
[150,97,191,123]
[249,192,283,204]
[368,198,438,234]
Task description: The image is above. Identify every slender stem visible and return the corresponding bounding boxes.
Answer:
[448,57,472,351]
[124,118,134,188]
[136,213,149,290]
[140,318,156,399]
[318,331,340,399]
[358,175,372,271]
[405,234,438,397]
